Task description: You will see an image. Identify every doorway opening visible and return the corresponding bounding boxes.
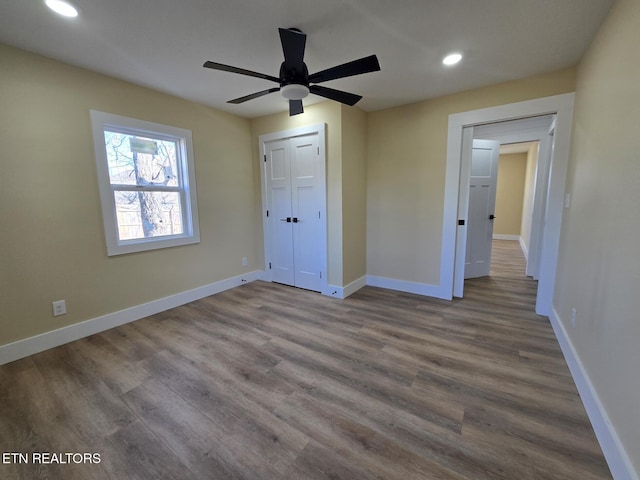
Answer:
[462,239,540,315]
[440,93,575,316]
[483,142,540,285]
[469,115,555,283]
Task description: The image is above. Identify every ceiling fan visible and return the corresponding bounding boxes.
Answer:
[203,28,381,116]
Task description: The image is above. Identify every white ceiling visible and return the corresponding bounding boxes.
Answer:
[500,142,537,155]
[0,0,614,119]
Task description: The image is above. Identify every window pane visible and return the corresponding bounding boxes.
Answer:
[114,190,184,241]
[104,131,179,187]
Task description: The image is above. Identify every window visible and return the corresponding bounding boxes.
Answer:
[90,111,200,256]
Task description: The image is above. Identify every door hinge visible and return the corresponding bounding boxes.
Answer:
[318,211,321,219]
[458,219,465,226]
[269,262,272,270]
[320,271,322,279]
[317,147,320,155]
[266,210,269,217]
[263,154,267,162]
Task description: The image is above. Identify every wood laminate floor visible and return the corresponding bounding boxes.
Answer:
[0,240,612,479]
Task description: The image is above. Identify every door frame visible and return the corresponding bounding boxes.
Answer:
[259,123,328,293]
[440,93,575,315]
[471,114,556,280]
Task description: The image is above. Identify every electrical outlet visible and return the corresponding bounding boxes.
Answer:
[571,307,577,328]
[52,300,67,317]
[242,257,248,267]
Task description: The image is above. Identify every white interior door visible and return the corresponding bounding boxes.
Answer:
[465,139,500,279]
[263,128,325,292]
[265,139,295,285]
[290,134,323,291]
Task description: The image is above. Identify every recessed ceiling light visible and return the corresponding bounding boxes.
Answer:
[442,53,462,66]
[44,0,79,18]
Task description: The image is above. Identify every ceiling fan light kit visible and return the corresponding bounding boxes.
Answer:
[203,27,380,116]
[281,83,310,100]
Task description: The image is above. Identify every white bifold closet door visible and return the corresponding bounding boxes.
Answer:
[264,132,324,292]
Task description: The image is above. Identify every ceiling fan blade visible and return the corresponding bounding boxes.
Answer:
[203,61,280,83]
[310,85,362,106]
[308,55,380,84]
[289,99,304,116]
[279,28,306,74]
[228,88,281,104]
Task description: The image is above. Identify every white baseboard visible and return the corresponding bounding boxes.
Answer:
[549,307,638,480]
[519,237,529,260]
[0,271,263,366]
[1,270,438,365]
[493,234,520,241]
[324,276,366,299]
[9,270,637,480]
[366,275,448,299]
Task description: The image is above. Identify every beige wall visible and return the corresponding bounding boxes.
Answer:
[554,0,640,471]
[520,142,539,252]
[494,153,527,236]
[366,68,576,284]
[0,44,257,346]
[340,105,367,285]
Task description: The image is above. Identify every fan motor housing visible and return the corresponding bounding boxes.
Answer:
[279,62,309,87]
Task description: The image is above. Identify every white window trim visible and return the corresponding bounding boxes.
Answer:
[90,110,200,256]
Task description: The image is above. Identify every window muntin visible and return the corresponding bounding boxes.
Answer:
[91,111,200,256]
